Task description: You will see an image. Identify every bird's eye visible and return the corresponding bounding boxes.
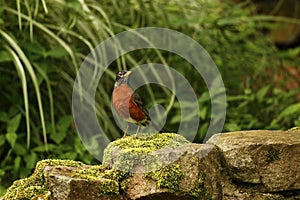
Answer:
[116,70,128,81]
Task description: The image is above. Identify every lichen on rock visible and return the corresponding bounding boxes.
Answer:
[1,159,84,200]
[103,133,190,172]
[145,163,184,191]
[266,146,281,163]
[189,171,212,199]
[2,130,300,199]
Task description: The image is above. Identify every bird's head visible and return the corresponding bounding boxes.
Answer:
[115,70,132,87]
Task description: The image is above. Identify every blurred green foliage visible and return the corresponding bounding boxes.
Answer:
[0,0,299,195]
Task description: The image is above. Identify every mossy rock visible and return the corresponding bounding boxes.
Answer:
[46,165,122,199]
[0,159,127,200]
[145,163,184,191]
[103,133,190,172]
[1,159,84,200]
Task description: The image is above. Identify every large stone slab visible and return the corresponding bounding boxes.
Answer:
[208,130,300,191]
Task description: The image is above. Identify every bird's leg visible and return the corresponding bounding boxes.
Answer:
[123,123,129,138]
[134,124,141,138]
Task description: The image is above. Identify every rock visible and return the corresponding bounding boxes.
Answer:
[102,133,191,172]
[122,143,222,200]
[44,166,123,200]
[2,130,300,199]
[103,133,222,199]
[0,159,125,200]
[207,130,300,192]
[0,159,86,200]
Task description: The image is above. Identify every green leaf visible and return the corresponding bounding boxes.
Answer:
[13,143,27,156]
[21,42,46,56]
[0,186,6,197]
[200,106,207,119]
[278,103,300,120]
[59,152,77,160]
[74,137,85,155]
[0,169,5,177]
[50,131,66,144]
[0,51,12,62]
[0,111,8,122]
[32,144,56,152]
[24,152,37,169]
[8,105,19,117]
[244,88,252,95]
[13,156,21,175]
[58,115,74,128]
[0,135,5,147]
[45,47,68,58]
[225,123,241,132]
[7,114,21,133]
[198,92,210,103]
[5,132,17,148]
[256,85,270,102]
[227,95,248,101]
[170,115,181,124]
[66,0,84,14]
[199,122,209,136]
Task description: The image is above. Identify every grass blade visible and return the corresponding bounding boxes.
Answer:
[0,30,48,151]
[4,45,30,149]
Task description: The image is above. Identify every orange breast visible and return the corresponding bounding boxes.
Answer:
[112,85,146,123]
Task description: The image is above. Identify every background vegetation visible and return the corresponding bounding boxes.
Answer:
[0,0,299,194]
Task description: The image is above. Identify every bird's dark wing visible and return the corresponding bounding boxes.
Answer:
[132,92,151,122]
[132,92,174,132]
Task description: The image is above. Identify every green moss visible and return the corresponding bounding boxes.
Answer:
[102,169,130,182]
[97,179,119,197]
[98,169,131,193]
[146,164,184,191]
[67,166,122,197]
[102,134,190,194]
[266,146,281,163]
[1,159,84,200]
[288,126,300,131]
[71,165,106,183]
[1,135,191,199]
[71,165,127,196]
[1,178,48,200]
[103,133,190,172]
[190,172,212,199]
[113,149,163,172]
[105,133,189,151]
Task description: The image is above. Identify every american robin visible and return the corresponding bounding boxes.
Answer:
[112,70,151,138]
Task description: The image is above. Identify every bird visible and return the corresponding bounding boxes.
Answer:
[112,70,152,138]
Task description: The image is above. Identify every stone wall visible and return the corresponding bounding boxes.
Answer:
[1,130,300,199]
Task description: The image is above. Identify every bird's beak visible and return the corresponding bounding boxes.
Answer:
[124,70,132,77]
